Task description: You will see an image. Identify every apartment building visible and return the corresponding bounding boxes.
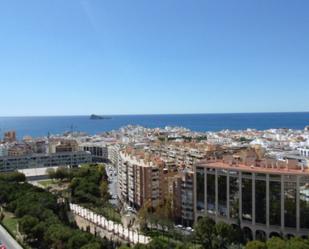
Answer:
[181,169,194,226]
[117,145,200,225]
[0,151,92,172]
[8,143,32,157]
[55,140,79,153]
[3,131,16,143]
[166,173,182,222]
[0,144,8,157]
[147,142,209,170]
[194,154,309,240]
[108,144,120,166]
[81,142,108,162]
[118,149,160,209]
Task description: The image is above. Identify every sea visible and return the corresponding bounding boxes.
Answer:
[0,112,308,139]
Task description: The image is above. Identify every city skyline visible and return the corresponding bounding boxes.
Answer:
[1,0,309,116]
[1,1,309,249]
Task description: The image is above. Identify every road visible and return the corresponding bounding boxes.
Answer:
[0,225,23,249]
[105,163,118,206]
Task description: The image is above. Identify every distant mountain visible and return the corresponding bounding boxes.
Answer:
[90,114,111,120]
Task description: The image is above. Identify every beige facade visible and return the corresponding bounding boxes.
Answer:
[118,151,160,209]
[3,131,16,143]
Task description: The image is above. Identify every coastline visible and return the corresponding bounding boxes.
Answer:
[0,112,308,139]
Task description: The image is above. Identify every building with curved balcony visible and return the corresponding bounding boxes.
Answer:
[194,155,309,240]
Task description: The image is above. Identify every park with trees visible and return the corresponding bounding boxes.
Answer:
[1,169,309,249]
[47,164,120,222]
[0,171,114,249]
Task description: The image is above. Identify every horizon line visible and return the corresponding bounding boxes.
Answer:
[0,111,309,118]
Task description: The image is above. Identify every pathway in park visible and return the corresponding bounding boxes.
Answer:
[70,203,151,245]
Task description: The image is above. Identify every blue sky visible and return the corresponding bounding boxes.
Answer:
[0,0,308,116]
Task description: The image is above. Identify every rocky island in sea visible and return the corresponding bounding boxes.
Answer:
[90,114,111,120]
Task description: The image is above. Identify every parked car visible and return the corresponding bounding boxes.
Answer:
[175,224,183,229]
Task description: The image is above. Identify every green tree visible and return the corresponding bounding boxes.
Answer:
[285,237,309,249]
[228,244,245,249]
[80,242,101,249]
[44,224,72,249]
[0,172,26,182]
[175,244,190,249]
[19,215,39,241]
[155,196,173,221]
[245,240,267,249]
[100,181,110,202]
[46,168,56,179]
[0,207,4,222]
[214,222,236,249]
[55,167,70,180]
[67,231,92,249]
[32,221,48,241]
[148,237,168,249]
[118,246,131,249]
[138,200,152,230]
[266,237,286,249]
[194,216,216,249]
[0,175,111,249]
